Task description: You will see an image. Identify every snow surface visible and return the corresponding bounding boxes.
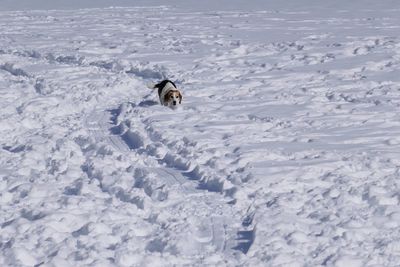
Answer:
[1,1,400,266]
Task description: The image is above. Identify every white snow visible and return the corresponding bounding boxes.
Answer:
[1,1,400,266]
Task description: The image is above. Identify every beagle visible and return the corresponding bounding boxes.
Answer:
[150,80,182,109]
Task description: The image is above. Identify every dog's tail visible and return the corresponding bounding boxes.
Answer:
[146,82,157,90]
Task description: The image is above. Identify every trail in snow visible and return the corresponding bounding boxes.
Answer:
[1,2,400,266]
[83,104,250,254]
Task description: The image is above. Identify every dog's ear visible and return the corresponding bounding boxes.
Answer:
[178,92,182,104]
[164,91,173,105]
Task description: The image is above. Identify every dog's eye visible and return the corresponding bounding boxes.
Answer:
[170,96,174,98]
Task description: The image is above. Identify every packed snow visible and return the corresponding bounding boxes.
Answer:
[1,1,400,266]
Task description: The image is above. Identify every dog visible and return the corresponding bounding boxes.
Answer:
[149,80,182,109]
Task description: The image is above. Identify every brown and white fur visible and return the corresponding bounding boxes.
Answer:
[149,80,182,109]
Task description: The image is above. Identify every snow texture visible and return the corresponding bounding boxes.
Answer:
[1,1,400,266]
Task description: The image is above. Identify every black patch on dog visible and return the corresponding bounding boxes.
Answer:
[154,80,177,96]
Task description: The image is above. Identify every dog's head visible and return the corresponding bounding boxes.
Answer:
[164,89,182,109]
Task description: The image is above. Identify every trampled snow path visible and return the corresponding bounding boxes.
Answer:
[83,104,251,254]
[2,2,400,266]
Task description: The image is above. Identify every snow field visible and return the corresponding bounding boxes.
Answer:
[1,3,400,266]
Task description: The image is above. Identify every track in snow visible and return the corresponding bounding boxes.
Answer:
[83,102,255,256]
